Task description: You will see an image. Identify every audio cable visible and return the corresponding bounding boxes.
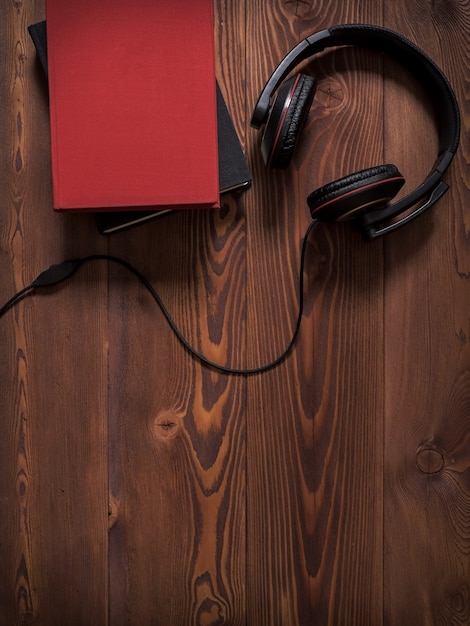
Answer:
[0,219,318,375]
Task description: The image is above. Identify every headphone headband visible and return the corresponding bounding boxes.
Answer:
[251,24,460,239]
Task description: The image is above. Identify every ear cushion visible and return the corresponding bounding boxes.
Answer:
[261,73,316,168]
[307,164,406,221]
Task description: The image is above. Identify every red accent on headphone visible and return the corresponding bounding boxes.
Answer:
[310,176,406,215]
[267,74,302,167]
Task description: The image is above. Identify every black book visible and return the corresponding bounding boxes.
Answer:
[29,21,252,234]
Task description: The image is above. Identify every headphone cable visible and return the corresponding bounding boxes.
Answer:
[0,219,318,376]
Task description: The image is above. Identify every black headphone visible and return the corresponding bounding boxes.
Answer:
[251,24,461,240]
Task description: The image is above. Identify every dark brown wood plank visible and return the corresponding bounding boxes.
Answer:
[383,2,470,624]
[105,209,247,625]
[0,1,109,623]
[105,2,249,623]
[245,2,386,623]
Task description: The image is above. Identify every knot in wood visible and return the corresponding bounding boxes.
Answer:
[151,411,181,440]
[315,77,345,111]
[416,446,445,474]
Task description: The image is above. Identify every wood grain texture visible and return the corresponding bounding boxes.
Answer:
[245,2,386,623]
[383,2,470,624]
[0,0,468,624]
[0,1,109,624]
[105,1,249,622]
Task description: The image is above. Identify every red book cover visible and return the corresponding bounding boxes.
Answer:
[45,0,219,212]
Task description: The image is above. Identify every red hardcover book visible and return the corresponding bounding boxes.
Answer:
[45,0,219,212]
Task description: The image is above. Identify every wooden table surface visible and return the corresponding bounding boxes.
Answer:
[1,1,469,624]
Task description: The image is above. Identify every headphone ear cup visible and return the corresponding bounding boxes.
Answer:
[261,73,316,168]
[307,164,406,221]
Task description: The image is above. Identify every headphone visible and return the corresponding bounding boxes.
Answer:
[251,24,461,241]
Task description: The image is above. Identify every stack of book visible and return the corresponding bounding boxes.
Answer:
[29,1,251,234]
